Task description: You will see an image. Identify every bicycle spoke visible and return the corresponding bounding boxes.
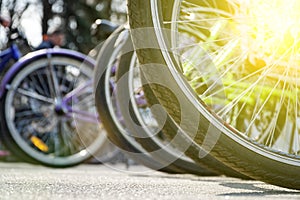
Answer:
[171,0,300,156]
[6,85,55,104]
[36,71,51,97]
[63,80,92,102]
[28,73,48,97]
[46,55,62,100]
[61,121,78,156]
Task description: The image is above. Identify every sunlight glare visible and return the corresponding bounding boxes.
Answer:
[236,0,300,65]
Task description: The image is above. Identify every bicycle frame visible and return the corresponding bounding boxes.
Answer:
[0,43,22,157]
[0,43,22,71]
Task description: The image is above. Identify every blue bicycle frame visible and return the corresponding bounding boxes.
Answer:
[0,43,22,71]
[0,43,22,156]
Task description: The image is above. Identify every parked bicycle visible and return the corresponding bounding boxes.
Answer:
[0,18,110,167]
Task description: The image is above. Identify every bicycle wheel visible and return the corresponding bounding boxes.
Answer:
[116,43,217,176]
[94,26,182,173]
[128,0,300,189]
[0,49,107,167]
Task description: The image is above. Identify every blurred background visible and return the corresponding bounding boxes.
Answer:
[0,0,127,54]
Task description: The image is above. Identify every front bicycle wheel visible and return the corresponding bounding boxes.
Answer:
[0,49,106,167]
[129,0,300,189]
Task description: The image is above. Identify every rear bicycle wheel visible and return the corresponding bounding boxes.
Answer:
[0,49,106,167]
[94,26,182,173]
[116,49,216,176]
[129,0,300,189]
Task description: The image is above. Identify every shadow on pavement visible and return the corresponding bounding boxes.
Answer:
[219,182,300,197]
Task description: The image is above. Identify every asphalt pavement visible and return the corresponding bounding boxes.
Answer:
[0,162,299,200]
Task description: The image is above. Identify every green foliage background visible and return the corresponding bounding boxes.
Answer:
[0,0,127,54]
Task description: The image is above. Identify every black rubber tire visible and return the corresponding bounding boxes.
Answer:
[115,40,217,176]
[127,1,249,179]
[128,0,300,189]
[94,26,183,173]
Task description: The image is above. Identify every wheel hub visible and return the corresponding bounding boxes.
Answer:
[54,100,69,116]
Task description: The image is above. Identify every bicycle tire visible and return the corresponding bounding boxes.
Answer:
[127,1,249,179]
[0,49,107,167]
[115,38,217,176]
[94,26,182,173]
[128,0,300,189]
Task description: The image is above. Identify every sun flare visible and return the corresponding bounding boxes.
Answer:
[234,0,300,66]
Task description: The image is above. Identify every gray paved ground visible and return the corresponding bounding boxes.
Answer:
[0,162,299,200]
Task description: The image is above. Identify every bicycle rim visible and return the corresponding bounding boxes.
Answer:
[129,0,300,189]
[94,27,182,173]
[3,55,106,167]
[116,50,217,175]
